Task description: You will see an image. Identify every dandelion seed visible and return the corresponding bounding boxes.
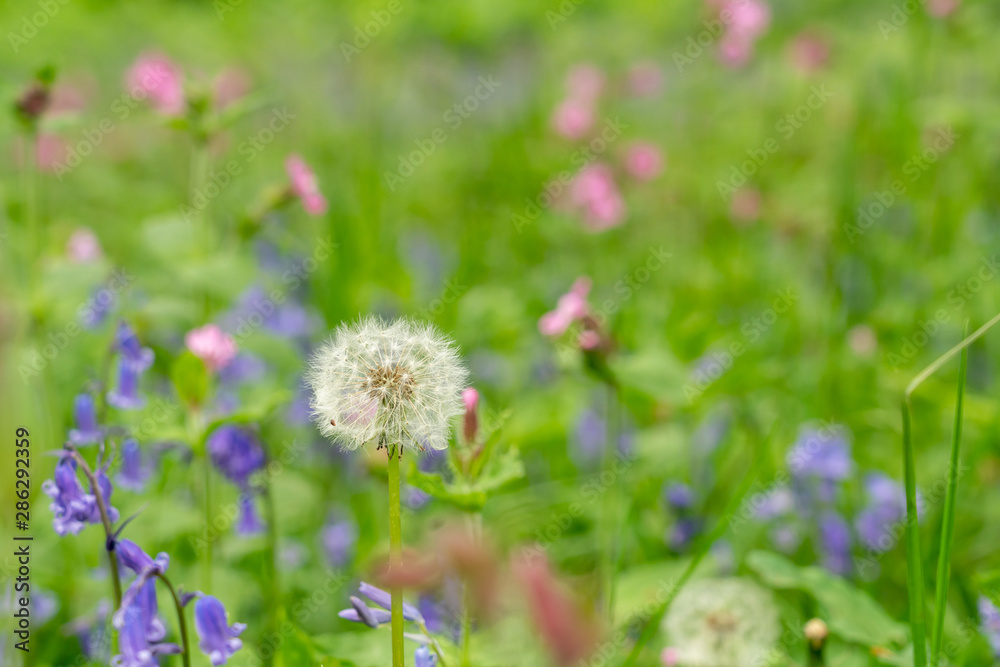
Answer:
[306,316,467,453]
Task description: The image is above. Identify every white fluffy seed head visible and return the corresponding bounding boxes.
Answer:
[306,316,468,454]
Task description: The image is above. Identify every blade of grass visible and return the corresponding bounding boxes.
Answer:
[620,419,771,667]
[930,324,968,664]
[903,312,1000,667]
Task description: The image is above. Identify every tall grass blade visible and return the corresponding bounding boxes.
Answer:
[930,325,968,664]
[903,313,1000,667]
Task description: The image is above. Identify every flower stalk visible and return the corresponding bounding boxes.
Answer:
[387,444,405,667]
[155,571,192,667]
[68,447,122,608]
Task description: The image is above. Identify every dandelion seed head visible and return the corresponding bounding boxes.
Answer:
[307,316,467,453]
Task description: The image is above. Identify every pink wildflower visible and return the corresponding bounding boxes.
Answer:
[127,53,184,116]
[624,143,664,181]
[539,278,592,337]
[66,228,102,263]
[185,325,237,372]
[551,98,595,140]
[565,65,605,103]
[569,164,626,230]
[627,62,664,97]
[285,155,328,216]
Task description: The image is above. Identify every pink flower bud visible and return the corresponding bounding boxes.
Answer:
[462,387,479,443]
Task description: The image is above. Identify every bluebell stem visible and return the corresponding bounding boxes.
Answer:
[235,495,265,536]
[117,439,151,492]
[42,456,120,536]
[69,393,103,446]
[206,425,265,489]
[107,359,146,410]
[193,595,246,666]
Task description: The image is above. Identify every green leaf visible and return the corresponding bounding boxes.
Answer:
[747,551,907,648]
[171,352,208,407]
[409,446,524,512]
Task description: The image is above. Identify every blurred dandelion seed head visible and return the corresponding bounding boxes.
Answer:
[307,316,467,453]
[662,577,780,667]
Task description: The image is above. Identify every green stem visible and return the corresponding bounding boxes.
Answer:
[387,445,405,667]
[203,457,213,594]
[155,572,191,667]
[901,399,928,667]
[600,382,621,625]
[930,327,969,663]
[264,481,283,661]
[70,449,122,609]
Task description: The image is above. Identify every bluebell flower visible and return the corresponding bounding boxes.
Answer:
[69,394,103,446]
[667,517,700,552]
[663,482,694,510]
[415,645,438,667]
[107,359,146,410]
[114,539,170,643]
[418,447,447,473]
[117,538,170,575]
[340,595,392,628]
[117,439,152,492]
[854,473,907,550]
[787,425,852,483]
[42,456,120,536]
[769,523,801,554]
[206,425,266,489]
[111,604,181,667]
[338,583,424,627]
[978,596,1000,659]
[321,516,357,568]
[405,485,432,510]
[819,511,852,576]
[417,594,445,634]
[194,595,246,666]
[114,321,154,372]
[235,495,265,536]
[79,288,115,329]
[217,352,267,387]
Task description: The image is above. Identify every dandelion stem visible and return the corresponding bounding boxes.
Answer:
[155,572,191,667]
[387,445,405,667]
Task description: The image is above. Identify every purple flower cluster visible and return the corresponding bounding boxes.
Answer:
[663,482,700,552]
[207,425,267,536]
[42,456,120,536]
[107,322,154,411]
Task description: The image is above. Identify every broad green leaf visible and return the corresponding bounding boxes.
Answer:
[747,551,907,648]
[171,351,208,407]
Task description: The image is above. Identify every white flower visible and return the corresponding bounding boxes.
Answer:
[306,316,467,453]
[662,578,780,666]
